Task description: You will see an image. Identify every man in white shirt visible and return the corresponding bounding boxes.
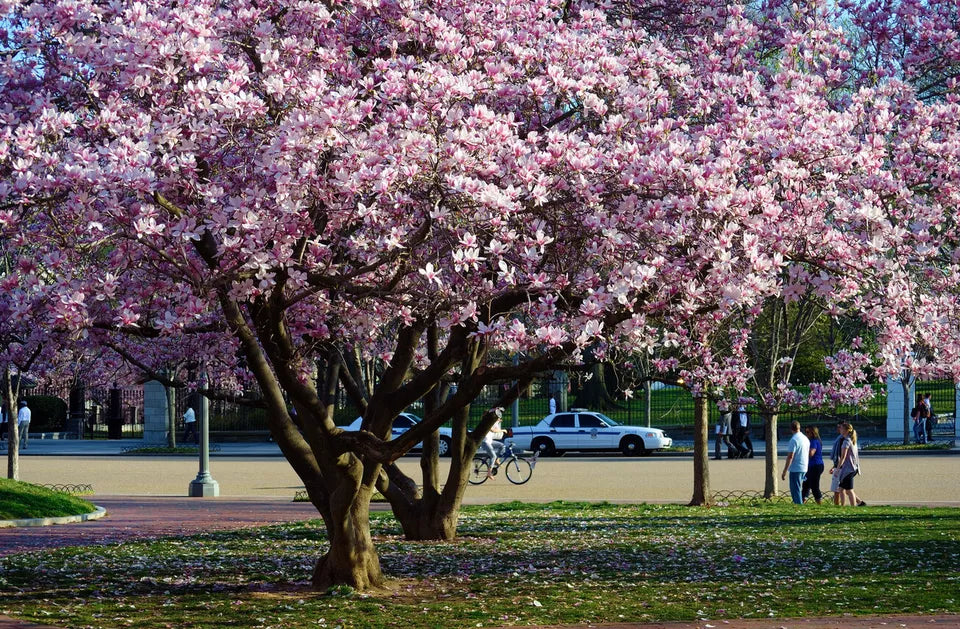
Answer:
[781,420,810,504]
[17,400,31,450]
[182,406,198,444]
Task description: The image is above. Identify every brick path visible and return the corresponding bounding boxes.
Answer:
[1,496,328,629]
[0,495,323,557]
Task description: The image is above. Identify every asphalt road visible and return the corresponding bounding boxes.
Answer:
[15,453,960,505]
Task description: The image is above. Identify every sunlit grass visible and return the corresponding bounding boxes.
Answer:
[1,502,958,628]
[0,479,97,520]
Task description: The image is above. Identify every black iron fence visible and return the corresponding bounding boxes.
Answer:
[27,384,144,438]
[22,378,957,442]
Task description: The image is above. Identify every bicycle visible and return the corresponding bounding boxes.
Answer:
[468,441,538,485]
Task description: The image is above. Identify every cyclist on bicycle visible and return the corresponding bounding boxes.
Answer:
[480,415,507,479]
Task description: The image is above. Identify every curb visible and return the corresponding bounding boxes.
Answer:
[0,506,106,529]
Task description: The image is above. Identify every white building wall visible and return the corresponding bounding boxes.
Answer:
[886,376,914,440]
[143,380,172,445]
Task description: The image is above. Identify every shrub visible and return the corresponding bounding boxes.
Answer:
[23,395,68,432]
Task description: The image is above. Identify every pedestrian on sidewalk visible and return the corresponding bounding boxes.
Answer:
[732,404,754,458]
[17,399,31,450]
[830,422,863,507]
[911,396,927,444]
[182,405,198,444]
[801,426,824,504]
[781,420,810,504]
[923,393,936,442]
[829,421,845,504]
[714,409,736,460]
[0,398,7,444]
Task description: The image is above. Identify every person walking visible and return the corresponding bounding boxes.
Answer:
[801,426,824,504]
[733,404,754,458]
[911,396,927,444]
[781,420,810,504]
[923,393,936,442]
[17,399,31,450]
[714,409,732,460]
[830,422,863,507]
[182,405,198,444]
[0,399,7,445]
[829,421,845,505]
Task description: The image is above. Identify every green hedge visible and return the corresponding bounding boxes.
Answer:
[22,395,68,432]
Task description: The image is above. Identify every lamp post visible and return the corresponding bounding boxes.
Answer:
[511,354,519,428]
[188,378,219,497]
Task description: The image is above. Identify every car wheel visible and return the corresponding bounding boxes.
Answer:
[620,436,646,457]
[438,436,451,457]
[531,437,556,457]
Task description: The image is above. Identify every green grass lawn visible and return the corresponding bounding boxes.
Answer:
[0,478,97,520]
[1,501,957,628]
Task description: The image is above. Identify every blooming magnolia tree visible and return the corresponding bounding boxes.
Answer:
[3,0,959,590]
[662,0,960,498]
[0,0,785,588]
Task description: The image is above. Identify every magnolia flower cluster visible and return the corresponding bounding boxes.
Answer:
[0,0,957,403]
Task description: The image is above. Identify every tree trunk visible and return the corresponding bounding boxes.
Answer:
[688,395,711,506]
[644,381,651,427]
[165,384,177,448]
[380,425,472,541]
[4,369,19,480]
[574,363,623,410]
[6,419,18,480]
[311,487,384,590]
[391,495,461,540]
[762,411,778,499]
[901,377,912,445]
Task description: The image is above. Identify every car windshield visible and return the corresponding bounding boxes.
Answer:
[594,413,619,426]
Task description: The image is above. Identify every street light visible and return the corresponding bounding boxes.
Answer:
[188,376,219,497]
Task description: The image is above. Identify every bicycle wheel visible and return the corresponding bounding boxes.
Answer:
[504,456,533,485]
[468,458,490,485]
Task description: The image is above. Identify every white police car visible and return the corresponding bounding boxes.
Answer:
[344,412,453,456]
[509,409,672,456]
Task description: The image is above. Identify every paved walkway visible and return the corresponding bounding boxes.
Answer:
[0,496,329,557]
[10,452,960,503]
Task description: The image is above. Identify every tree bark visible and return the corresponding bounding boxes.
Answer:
[574,363,623,410]
[380,405,474,541]
[901,375,912,445]
[688,395,711,506]
[5,368,19,481]
[386,468,463,541]
[311,485,384,590]
[762,411,778,499]
[165,384,177,448]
